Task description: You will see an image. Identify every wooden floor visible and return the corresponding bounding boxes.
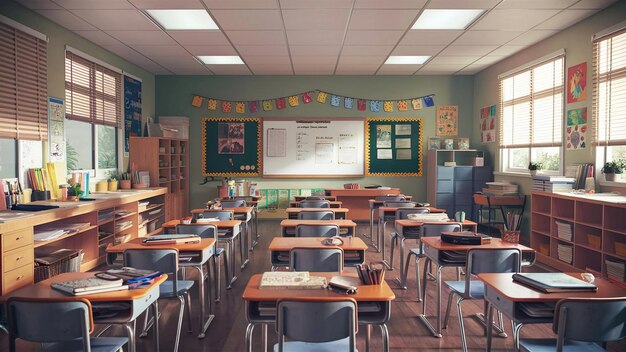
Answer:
[5,220,626,351]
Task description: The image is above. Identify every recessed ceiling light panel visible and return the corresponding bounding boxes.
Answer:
[146,9,218,30]
[412,9,484,30]
[197,56,244,65]
[385,56,430,65]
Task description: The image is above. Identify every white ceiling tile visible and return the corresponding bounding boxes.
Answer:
[293,65,335,75]
[341,46,394,55]
[344,30,404,45]
[121,54,172,74]
[392,45,444,55]
[168,30,230,45]
[279,0,354,9]
[338,56,385,65]
[52,0,134,9]
[101,44,168,70]
[153,56,202,68]
[496,0,578,9]
[211,10,283,30]
[428,56,480,65]
[335,64,379,74]
[129,0,204,9]
[453,30,523,45]
[473,55,506,65]
[134,45,190,57]
[488,45,526,56]
[506,30,558,46]
[420,63,467,71]
[106,30,176,45]
[206,65,253,74]
[283,9,351,30]
[247,64,293,74]
[570,0,617,9]
[472,9,560,30]
[226,30,286,45]
[71,10,158,30]
[291,55,337,65]
[400,30,463,45]
[172,67,214,75]
[287,30,345,45]
[16,0,61,10]
[290,46,341,56]
[243,56,291,65]
[185,45,238,55]
[36,10,97,30]
[376,65,420,74]
[349,10,419,30]
[426,0,500,9]
[202,0,278,9]
[439,45,498,56]
[237,45,289,56]
[74,30,121,46]
[354,0,428,9]
[535,9,599,30]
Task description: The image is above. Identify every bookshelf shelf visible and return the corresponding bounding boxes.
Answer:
[33,225,98,249]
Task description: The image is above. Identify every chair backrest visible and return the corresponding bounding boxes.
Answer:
[375,195,406,202]
[299,200,330,208]
[383,201,416,208]
[297,210,334,220]
[295,224,340,237]
[305,196,326,200]
[7,298,92,352]
[197,210,233,220]
[123,249,179,294]
[221,200,246,207]
[276,299,357,351]
[396,208,430,220]
[289,247,344,272]
[420,222,462,238]
[553,297,626,349]
[464,248,521,299]
[176,224,217,241]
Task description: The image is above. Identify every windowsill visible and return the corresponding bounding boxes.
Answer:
[598,180,626,189]
[493,171,532,178]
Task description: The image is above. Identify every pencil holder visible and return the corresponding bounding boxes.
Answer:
[31,190,50,201]
[502,230,520,243]
[120,180,131,189]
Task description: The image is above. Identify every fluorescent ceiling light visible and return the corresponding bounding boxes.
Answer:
[385,56,430,65]
[146,9,218,30]
[412,9,484,30]
[198,56,244,65]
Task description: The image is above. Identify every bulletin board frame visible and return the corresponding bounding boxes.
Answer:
[365,117,423,176]
[202,117,262,177]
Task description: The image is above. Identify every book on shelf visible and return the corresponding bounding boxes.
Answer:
[512,273,597,293]
[51,277,127,296]
[142,234,200,245]
[259,271,327,289]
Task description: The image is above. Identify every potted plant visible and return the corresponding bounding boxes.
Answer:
[528,162,543,176]
[107,171,119,191]
[67,181,82,201]
[602,160,625,181]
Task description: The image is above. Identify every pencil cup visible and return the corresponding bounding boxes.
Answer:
[120,180,131,189]
[31,190,50,201]
[20,188,32,204]
[454,211,465,222]
[502,230,520,243]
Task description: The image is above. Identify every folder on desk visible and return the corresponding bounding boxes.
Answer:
[512,273,597,293]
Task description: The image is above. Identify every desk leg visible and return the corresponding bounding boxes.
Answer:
[227,237,238,289]
[241,222,250,269]
[124,320,137,352]
[364,208,373,240]
[376,218,383,254]
[245,323,255,352]
[365,324,371,352]
[152,301,160,352]
[418,259,443,338]
[194,265,215,338]
[251,209,259,249]
[381,323,390,352]
[486,302,494,352]
[396,237,407,289]
[381,220,392,269]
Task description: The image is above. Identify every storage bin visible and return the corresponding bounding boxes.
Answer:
[159,116,189,140]
[34,249,83,283]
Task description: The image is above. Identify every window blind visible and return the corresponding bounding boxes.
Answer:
[593,27,626,146]
[0,22,48,140]
[65,51,121,127]
[499,56,564,148]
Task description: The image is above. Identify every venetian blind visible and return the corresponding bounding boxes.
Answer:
[65,51,121,127]
[499,56,564,148]
[593,27,626,146]
[0,21,48,140]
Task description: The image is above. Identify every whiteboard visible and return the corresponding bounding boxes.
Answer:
[263,118,365,177]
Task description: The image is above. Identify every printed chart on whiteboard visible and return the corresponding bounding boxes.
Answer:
[263,119,364,177]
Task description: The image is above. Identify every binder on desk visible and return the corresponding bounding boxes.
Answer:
[512,273,597,293]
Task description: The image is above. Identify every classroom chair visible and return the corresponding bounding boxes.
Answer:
[379,201,416,257]
[297,210,334,220]
[289,247,344,272]
[7,297,128,352]
[123,249,194,352]
[304,196,326,200]
[295,224,340,237]
[389,207,430,273]
[176,224,226,302]
[275,298,358,352]
[221,200,246,207]
[518,297,626,352]
[299,200,330,208]
[403,222,462,301]
[196,210,234,221]
[375,195,406,202]
[443,248,522,352]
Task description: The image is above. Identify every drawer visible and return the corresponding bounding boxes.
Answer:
[3,264,33,294]
[455,194,473,206]
[437,180,453,192]
[2,227,34,252]
[437,166,454,179]
[454,167,473,180]
[436,193,454,206]
[455,180,473,193]
[3,246,34,273]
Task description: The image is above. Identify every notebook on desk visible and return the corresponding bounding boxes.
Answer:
[512,273,597,293]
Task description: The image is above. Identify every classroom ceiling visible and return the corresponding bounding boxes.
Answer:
[16,0,617,75]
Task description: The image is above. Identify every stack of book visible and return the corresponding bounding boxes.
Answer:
[483,182,519,195]
[142,234,200,245]
[259,271,326,289]
[406,213,450,222]
[605,259,626,284]
[555,220,573,241]
[532,175,576,192]
[52,277,127,296]
[557,243,573,264]
[565,163,594,190]
[115,220,133,233]
[356,263,385,285]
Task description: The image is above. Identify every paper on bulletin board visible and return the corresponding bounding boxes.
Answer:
[48,97,65,162]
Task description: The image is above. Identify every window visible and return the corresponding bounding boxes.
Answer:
[0,138,17,178]
[65,49,121,176]
[593,24,626,180]
[499,53,564,174]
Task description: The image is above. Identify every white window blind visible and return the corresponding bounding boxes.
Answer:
[0,21,48,141]
[593,27,626,146]
[65,51,121,127]
[500,56,564,148]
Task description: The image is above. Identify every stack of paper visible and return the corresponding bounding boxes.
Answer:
[52,277,127,296]
[115,220,133,232]
[34,229,67,242]
[605,259,626,283]
[406,213,450,222]
[557,243,573,264]
[259,271,326,289]
[555,221,573,241]
[483,182,519,195]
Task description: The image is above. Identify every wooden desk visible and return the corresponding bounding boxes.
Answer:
[285,207,349,220]
[163,219,242,288]
[106,237,216,338]
[1,272,167,352]
[294,195,337,202]
[201,202,261,248]
[326,188,402,221]
[279,219,357,237]
[289,200,343,208]
[419,237,534,338]
[242,271,395,352]
[366,196,414,250]
[479,273,626,351]
[268,237,368,267]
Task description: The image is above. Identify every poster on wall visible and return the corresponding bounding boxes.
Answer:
[566,107,587,150]
[480,104,496,143]
[567,62,587,103]
[124,75,142,155]
[48,97,65,162]
[436,106,458,136]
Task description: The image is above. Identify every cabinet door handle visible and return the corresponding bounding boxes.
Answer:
[15,236,23,241]
[16,275,23,280]
[16,256,23,261]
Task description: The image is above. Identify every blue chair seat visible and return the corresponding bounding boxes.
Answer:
[444,280,485,298]
[274,338,358,352]
[519,338,606,352]
[38,337,128,352]
[159,280,194,298]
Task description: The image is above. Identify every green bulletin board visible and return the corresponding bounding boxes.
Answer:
[365,117,423,176]
[202,117,262,177]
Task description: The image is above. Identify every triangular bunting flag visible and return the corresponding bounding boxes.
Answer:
[235,102,245,114]
[262,100,273,111]
[191,96,202,107]
[249,101,258,113]
[383,101,393,112]
[288,95,299,107]
[207,98,217,110]
[222,101,232,113]
[276,97,286,109]
[398,100,408,111]
[317,91,328,103]
[344,97,353,109]
[330,95,341,107]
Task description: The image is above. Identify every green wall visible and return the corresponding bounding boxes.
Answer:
[155,75,474,209]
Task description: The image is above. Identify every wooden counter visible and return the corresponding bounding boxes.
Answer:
[325,188,402,221]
